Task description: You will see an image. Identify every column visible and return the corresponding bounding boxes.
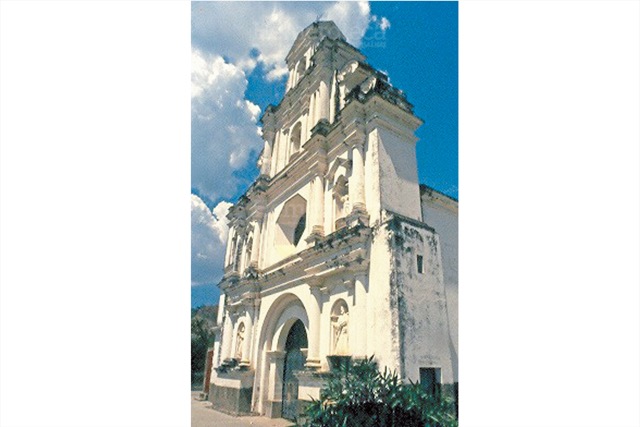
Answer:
[250,219,262,268]
[307,93,316,137]
[305,285,322,370]
[212,295,225,367]
[307,175,325,244]
[266,350,286,417]
[290,67,297,89]
[301,113,308,146]
[212,334,221,368]
[352,274,368,359]
[224,226,236,267]
[240,312,252,366]
[279,130,289,169]
[283,129,290,165]
[318,81,329,121]
[350,141,366,211]
[270,131,281,175]
[259,212,271,267]
[221,310,233,361]
[249,299,261,369]
[285,68,292,91]
[329,72,337,123]
[260,137,273,176]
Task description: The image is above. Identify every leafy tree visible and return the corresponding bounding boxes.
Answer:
[191,305,218,384]
[303,357,457,427]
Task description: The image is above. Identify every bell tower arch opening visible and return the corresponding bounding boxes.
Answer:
[290,122,302,155]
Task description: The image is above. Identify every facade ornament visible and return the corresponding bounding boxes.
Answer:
[235,323,245,359]
[331,302,349,355]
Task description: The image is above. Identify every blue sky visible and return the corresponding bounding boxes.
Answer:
[191,2,458,308]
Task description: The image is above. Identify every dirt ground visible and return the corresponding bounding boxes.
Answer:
[191,392,294,427]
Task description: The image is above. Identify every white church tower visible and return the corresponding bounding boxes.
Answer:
[208,21,458,421]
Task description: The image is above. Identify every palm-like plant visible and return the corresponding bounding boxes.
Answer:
[304,356,457,427]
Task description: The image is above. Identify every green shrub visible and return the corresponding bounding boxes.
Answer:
[303,357,457,427]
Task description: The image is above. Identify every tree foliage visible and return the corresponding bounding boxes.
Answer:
[303,357,457,427]
[191,305,218,382]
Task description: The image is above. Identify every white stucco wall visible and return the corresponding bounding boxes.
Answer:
[391,220,454,385]
[365,220,401,372]
[375,127,422,221]
[421,192,458,381]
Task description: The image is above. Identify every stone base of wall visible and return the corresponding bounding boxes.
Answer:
[265,399,310,422]
[295,399,313,424]
[265,400,282,418]
[208,384,253,415]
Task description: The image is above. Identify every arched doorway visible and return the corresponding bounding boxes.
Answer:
[282,319,308,420]
[251,293,311,417]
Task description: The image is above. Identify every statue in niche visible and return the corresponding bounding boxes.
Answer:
[235,323,245,359]
[331,303,349,355]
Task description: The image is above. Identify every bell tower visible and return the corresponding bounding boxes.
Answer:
[210,21,457,420]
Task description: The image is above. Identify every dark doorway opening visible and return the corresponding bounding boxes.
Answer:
[282,319,308,421]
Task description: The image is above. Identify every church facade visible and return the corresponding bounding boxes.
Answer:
[208,21,458,421]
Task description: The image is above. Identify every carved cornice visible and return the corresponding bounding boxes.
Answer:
[218,223,372,299]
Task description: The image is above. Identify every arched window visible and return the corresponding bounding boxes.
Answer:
[296,58,307,80]
[234,239,243,272]
[290,122,302,155]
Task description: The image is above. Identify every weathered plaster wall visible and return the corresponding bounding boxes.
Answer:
[422,197,458,288]
[421,194,458,381]
[365,218,401,372]
[386,215,455,385]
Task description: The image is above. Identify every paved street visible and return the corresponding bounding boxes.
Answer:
[191,392,294,427]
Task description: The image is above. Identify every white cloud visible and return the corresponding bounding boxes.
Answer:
[371,15,392,33]
[379,17,391,32]
[190,2,390,292]
[191,48,263,203]
[191,195,232,286]
[324,1,371,46]
[191,2,379,80]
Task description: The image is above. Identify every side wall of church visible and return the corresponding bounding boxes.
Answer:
[366,212,456,387]
[421,192,458,383]
[386,215,456,386]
